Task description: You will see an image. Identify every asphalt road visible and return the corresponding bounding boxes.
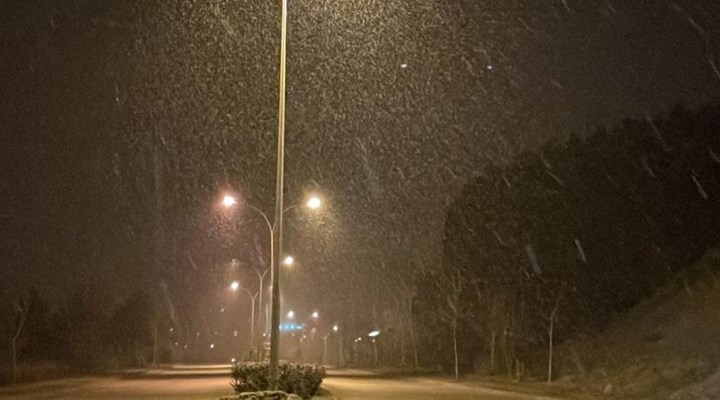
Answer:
[0,370,575,400]
[324,375,568,400]
[0,376,232,399]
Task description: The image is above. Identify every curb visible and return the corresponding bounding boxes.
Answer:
[314,387,338,400]
[119,369,231,380]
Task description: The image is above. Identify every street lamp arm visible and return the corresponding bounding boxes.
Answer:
[282,203,301,214]
[241,287,261,301]
[255,267,270,281]
[241,287,252,298]
[271,203,301,230]
[249,204,274,234]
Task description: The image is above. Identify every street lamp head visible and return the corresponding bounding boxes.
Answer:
[287,310,295,319]
[311,311,319,319]
[333,324,339,332]
[222,195,237,208]
[283,256,294,266]
[306,196,321,210]
[230,281,240,291]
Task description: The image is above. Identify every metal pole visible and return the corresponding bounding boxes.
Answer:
[250,294,256,352]
[256,268,267,352]
[256,270,263,352]
[269,0,288,390]
[248,205,272,354]
[322,335,328,365]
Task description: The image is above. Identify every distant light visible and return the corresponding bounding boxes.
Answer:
[280,323,303,332]
[400,63,407,69]
[222,195,237,208]
[169,328,174,332]
[210,343,215,349]
[230,281,240,291]
[283,256,294,266]
[312,311,319,319]
[231,358,236,363]
[333,324,339,332]
[306,196,322,209]
[368,330,380,337]
[287,310,295,319]
[234,330,238,337]
[486,65,493,71]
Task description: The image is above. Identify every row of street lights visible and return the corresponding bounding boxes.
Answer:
[285,309,320,320]
[221,193,321,364]
[228,253,293,351]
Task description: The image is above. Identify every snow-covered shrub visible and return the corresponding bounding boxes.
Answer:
[230,361,325,399]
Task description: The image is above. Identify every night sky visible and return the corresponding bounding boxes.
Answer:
[1,0,719,316]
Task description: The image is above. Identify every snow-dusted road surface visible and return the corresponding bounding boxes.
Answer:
[0,368,578,400]
[324,375,569,400]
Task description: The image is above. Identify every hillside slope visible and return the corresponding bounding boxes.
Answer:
[555,247,720,399]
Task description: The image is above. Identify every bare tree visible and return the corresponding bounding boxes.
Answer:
[437,268,466,381]
[394,278,419,368]
[11,296,28,384]
[403,279,420,368]
[488,292,507,375]
[546,294,561,383]
[388,257,422,368]
[472,280,505,375]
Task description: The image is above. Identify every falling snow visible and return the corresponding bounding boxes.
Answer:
[1,1,720,392]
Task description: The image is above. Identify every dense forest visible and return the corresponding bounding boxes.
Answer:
[416,104,720,378]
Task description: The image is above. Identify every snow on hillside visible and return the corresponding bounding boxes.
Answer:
[556,248,720,399]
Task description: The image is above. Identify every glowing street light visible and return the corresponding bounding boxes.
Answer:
[287,310,295,319]
[332,324,339,332]
[368,330,380,337]
[282,256,294,266]
[230,281,240,291]
[311,311,319,319]
[306,196,322,210]
[222,195,238,208]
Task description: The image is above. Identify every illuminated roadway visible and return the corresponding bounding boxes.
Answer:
[0,368,578,400]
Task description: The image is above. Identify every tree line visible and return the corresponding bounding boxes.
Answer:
[0,287,164,384]
[415,104,720,380]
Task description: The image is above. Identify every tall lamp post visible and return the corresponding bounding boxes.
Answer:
[230,281,259,350]
[271,0,290,389]
[224,0,292,387]
[252,265,269,341]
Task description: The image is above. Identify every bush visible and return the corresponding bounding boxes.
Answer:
[230,362,325,400]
